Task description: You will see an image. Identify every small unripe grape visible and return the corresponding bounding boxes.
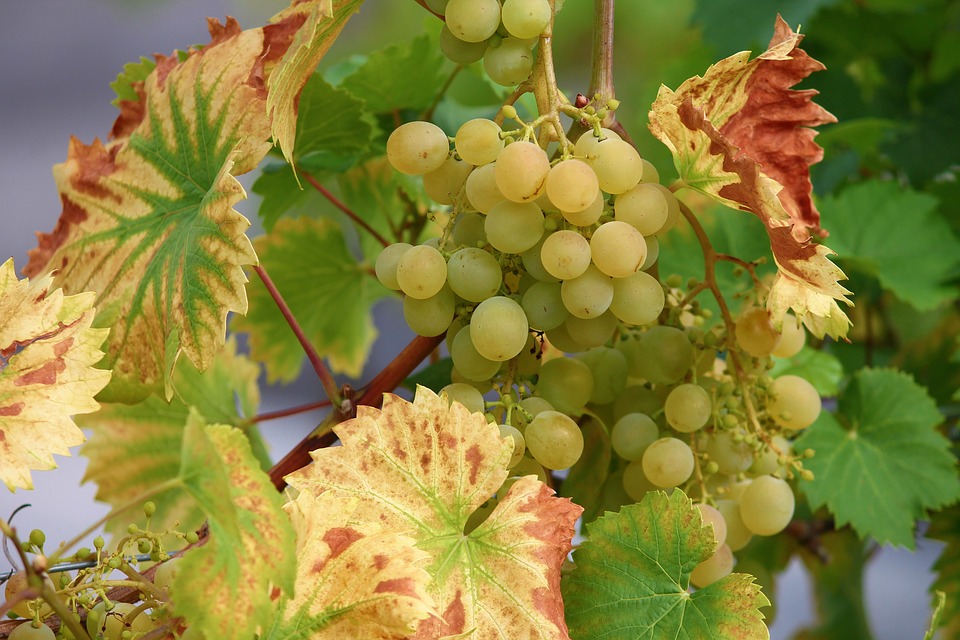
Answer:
[386,121,449,175]
[524,411,584,470]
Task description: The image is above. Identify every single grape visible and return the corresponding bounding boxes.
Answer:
[455,119,504,166]
[521,235,561,283]
[639,159,660,184]
[590,221,647,277]
[513,396,555,430]
[641,437,694,488]
[495,141,551,203]
[583,138,644,194]
[441,382,486,414]
[485,200,544,253]
[561,189,605,226]
[374,243,412,290]
[739,475,795,536]
[451,212,488,247]
[575,346,628,405]
[610,412,659,461]
[564,311,618,349]
[574,128,621,157]
[484,37,536,86]
[524,410,584,469]
[544,322,585,353]
[403,285,455,337]
[640,235,660,271]
[609,270,664,326]
[690,544,734,588]
[716,498,753,551]
[451,326,501,382]
[499,424,526,468]
[629,325,695,384]
[704,430,754,475]
[735,307,781,358]
[622,459,658,501]
[87,602,153,640]
[3,572,52,619]
[470,296,529,361]
[749,434,791,476]
[767,375,821,431]
[444,0,501,42]
[396,245,447,299]
[465,163,506,214]
[612,383,663,422]
[509,455,548,483]
[772,313,806,358]
[423,155,472,205]
[154,557,182,592]
[535,356,593,415]
[664,383,712,433]
[501,0,552,38]
[540,229,591,280]
[446,247,502,302]
[545,159,599,213]
[386,121,449,175]
[696,503,728,548]
[439,24,488,64]
[614,182,669,236]
[521,281,568,331]
[8,623,55,640]
[561,265,614,319]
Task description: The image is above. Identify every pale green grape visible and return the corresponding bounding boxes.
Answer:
[495,141,551,203]
[622,459,657,501]
[499,424,526,468]
[544,323,584,353]
[445,0,501,42]
[630,326,695,384]
[767,375,821,431]
[451,212,487,248]
[704,430,753,475]
[641,437,694,488]
[521,236,560,282]
[584,138,644,194]
[524,410,584,469]
[574,128,620,157]
[690,544,734,588]
[451,326,501,381]
[609,270,664,326]
[501,0,552,38]
[514,396,555,430]
[614,182,669,236]
[739,475,795,536]
[87,602,153,640]
[772,313,806,358]
[590,221,647,278]
[515,332,542,376]
[154,557,182,592]
[735,307,781,358]
[545,159,599,213]
[396,245,447,299]
[485,200,544,253]
[575,346,628,405]
[484,37,535,86]
[386,121,449,175]
[8,623,55,640]
[535,356,593,415]
[564,311,618,349]
[509,455,548,483]
[404,285,455,336]
[439,24,488,64]
[465,163,506,214]
[716,499,752,551]
[441,382,486,414]
[423,155,472,205]
[540,229,591,280]
[639,159,660,184]
[446,247,502,302]
[612,384,662,422]
[4,571,49,619]
[610,412,659,461]
[750,434,790,476]
[470,296,529,361]
[664,383,712,433]
[640,235,659,271]
[455,119,504,166]
[561,189,605,226]
[696,503,728,548]
[521,281,568,331]
[648,183,681,235]
[560,265,614,319]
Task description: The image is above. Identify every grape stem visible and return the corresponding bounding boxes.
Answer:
[588,0,616,122]
[301,172,391,248]
[530,0,566,147]
[243,399,333,426]
[423,63,465,122]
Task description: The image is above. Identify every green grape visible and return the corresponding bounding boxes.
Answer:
[664,383,712,433]
[622,459,657,501]
[583,138,643,194]
[470,296,529,361]
[609,270,664,326]
[513,396,555,430]
[545,322,585,353]
[704,429,753,475]
[716,499,753,551]
[650,183,681,235]
[403,285,455,337]
[545,159,599,213]
[521,281,568,331]
[374,242,412,290]
[750,434,791,476]
[28,529,45,549]
[451,212,487,248]
[483,37,535,87]
[574,128,621,157]
[396,245,447,299]
[451,326,501,381]
[610,412,659,461]
[575,346,628,405]
[564,311,618,349]
[561,189,605,226]
[735,307,781,358]
[508,455,548,483]
[87,602,153,640]
[640,235,659,271]
[771,313,806,358]
[535,356,593,415]
[485,200,544,253]
[690,544,734,589]
[494,141,551,203]
[465,163,505,214]
[639,159,660,184]
[3,572,52,619]
[445,0,501,42]
[614,182,669,236]
[499,424,526,468]
[767,375,821,431]
[446,247,502,302]
[153,557,181,592]
[739,475,795,536]
[441,382,486,414]
[386,121,449,175]
[539,229,591,280]
[589,221,647,278]
[439,24,488,64]
[520,236,560,283]
[8,623,55,640]
[524,410,584,470]
[641,437,694,488]
[423,155,472,205]
[561,265,614,319]
[630,326,695,384]
[696,503,728,548]
[501,0,551,38]
[612,384,662,422]
[455,119,504,166]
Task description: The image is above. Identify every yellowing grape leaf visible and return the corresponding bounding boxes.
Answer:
[0,258,111,491]
[285,386,583,639]
[172,412,296,640]
[24,1,361,402]
[265,490,437,639]
[648,15,852,339]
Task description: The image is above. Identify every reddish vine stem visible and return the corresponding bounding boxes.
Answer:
[253,265,341,405]
[247,399,333,425]
[301,172,391,248]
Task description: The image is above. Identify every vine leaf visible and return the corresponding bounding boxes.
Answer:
[265,491,437,639]
[172,413,296,640]
[0,258,111,491]
[24,1,361,402]
[795,368,960,548]
[285,386,583,639]
[648,15,852,339]
[562,490,770,639]
[769,346,844,397]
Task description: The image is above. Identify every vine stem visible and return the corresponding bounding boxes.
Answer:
[300,173,391,248]
[253,265,341,405]
[588,0,616,122]
[243,399,333,425]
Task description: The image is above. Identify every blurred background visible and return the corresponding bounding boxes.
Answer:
[1,1,954,638]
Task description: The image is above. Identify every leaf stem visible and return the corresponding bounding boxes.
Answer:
[244,399,333,425]
[301,172,391,248]
[253,264,341,404]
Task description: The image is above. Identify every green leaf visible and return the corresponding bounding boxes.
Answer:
[691,0,842,55]
[928,505,960,635]
[172,414,296,640]
[770,346,844,397]
[563,490,770,639]
[339,34,448,113]
[559,415,612,524]
[232,217,390,382]
[400,357,453,393]
[795,368,960,548]
[822,180,960,310]
[109,56,157,105]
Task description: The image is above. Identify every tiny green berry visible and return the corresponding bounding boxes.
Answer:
[143,501,156,517]
[29,529,46,549]
[93,536,105,550]
[185,531,200,545]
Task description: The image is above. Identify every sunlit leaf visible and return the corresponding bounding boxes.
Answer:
[0,259,111,491]
[286,386,583,639]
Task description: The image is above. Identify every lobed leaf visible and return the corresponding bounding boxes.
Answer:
[285,386,583,639]
[0,258,111,491]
